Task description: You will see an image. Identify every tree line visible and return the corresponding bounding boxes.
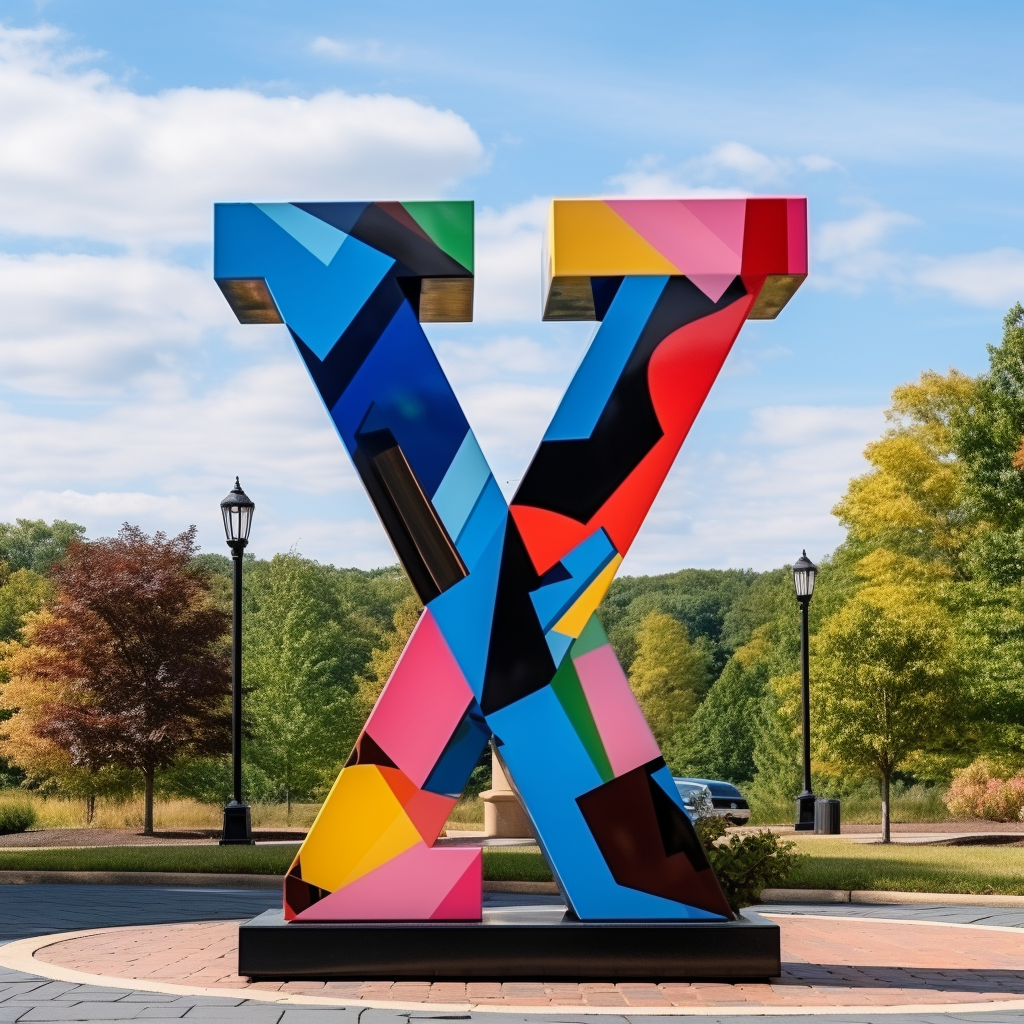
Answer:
[2,305,1024,838]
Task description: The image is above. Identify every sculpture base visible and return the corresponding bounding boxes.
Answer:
[238,906,780,981]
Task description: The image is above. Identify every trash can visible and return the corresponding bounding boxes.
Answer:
[814,797,841,834]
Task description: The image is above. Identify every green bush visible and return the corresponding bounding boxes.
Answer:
[695,815,802,912]
[0,799,37,835]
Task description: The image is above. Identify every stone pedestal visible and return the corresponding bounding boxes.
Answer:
[479,750,535,839]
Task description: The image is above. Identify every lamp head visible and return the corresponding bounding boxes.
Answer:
[220,476,254,549]
[792,549,817,603]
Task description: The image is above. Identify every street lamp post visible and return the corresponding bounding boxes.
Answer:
[220,477,255,846]
[792,550,818,832]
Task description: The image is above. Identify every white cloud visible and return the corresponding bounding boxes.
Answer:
[0,24,484,246]
[814,210,1024,308]
[0,357,399,564]
[0,252,239,396]
[474,198,548,321]
[610,143,839,196]
[816,209,916,261]
[799,154,841,172]
[309,36,397,64]
[811,208,917,291]
[915,247,1024,308]
[623,405,883,574]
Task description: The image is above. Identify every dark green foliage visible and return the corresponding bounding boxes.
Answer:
[0,800,37,834]
[951,304,1024,530]
[694,814,802,911]
[601,568,762,677]
[671,654,767,783]
[0,520,86,574]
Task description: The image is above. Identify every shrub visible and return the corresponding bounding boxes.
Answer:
[945,758,1024,822]
[695,815,802,912]
[0,798,37,834]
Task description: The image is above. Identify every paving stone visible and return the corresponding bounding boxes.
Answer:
[18,1005,143,1021]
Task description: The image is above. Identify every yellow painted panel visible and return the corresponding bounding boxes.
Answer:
[549,201,679,278]
[297,764,420,893]
[554,555,623,638]
[342,823,426,889]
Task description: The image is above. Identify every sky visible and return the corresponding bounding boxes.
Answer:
[0,1,1022,575]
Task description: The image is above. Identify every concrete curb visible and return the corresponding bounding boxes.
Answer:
[7,923,1024,1016]
[0,870,284,888]
[761,887,1024,907]
[0,870,558,894]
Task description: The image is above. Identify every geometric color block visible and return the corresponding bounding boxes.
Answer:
[363,608,474,789]
[294,842,481,922]
[573,642,662,778]
[214,195,807,924]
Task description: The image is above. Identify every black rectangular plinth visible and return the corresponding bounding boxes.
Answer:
[238,907,780,981]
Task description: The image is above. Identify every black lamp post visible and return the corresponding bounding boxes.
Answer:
[220,477,255,846]
[792,550,818,832]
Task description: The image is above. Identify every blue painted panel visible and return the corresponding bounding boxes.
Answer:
[332,301,470,495]
[214,203,394,361]
[529,529,617,631]
[431,430,491,537]
[545,629,573,666]
[544,276,668,442]
[453,477,506,567]
[428,511,505,702]
[255,203,346,266]
[652,764,688,815]
[489,687,721,920]
[423,700,491,797]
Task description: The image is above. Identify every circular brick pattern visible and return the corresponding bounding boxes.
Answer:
[32,914,1024,1010]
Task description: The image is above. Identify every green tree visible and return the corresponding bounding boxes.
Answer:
[627,612,711,749]
[243,553,379,808]
[812,553,963,842]
[0,568,54,642]
[0,520,86,574]
[675,636,770,783]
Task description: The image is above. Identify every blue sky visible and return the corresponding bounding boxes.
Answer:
[0,1,1021,573]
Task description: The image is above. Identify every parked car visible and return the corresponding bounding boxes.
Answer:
[673,777,751,825]
[672,779,713,821]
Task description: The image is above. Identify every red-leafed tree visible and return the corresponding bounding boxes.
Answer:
[28,524,230,833]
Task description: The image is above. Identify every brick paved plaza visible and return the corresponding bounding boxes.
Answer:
[4,886,1024,1022]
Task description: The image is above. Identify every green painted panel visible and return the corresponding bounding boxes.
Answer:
[401,201,474,272]
[550,653,613,783]
[571,612,611,659]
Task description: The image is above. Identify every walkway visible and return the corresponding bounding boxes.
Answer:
[3,885,1024,1022]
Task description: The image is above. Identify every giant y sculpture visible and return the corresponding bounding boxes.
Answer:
[214,197,806,927]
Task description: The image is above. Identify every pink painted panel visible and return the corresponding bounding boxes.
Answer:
[687,273,737,303]
[430,856,483,920]
[787,198,808,275]
[296,842,481,921]
[606,200,742,277]
[680,199,746,257]
[572,643,661,777]
[364,608,473,788]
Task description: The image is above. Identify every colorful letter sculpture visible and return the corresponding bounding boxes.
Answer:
[214,196,806,925]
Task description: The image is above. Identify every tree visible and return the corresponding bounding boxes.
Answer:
[0,519,86,574]
[243,553,377,810]
[0,623,137,817]
[812,553,962,841]
[2,525,230,833]
[628,612,711,750]
[833,369,977,567]
[0,568,53,642]
[675,635,770,783]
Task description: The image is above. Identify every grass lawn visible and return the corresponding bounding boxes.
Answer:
[785,837,1024,895]
[0,843,552,882]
